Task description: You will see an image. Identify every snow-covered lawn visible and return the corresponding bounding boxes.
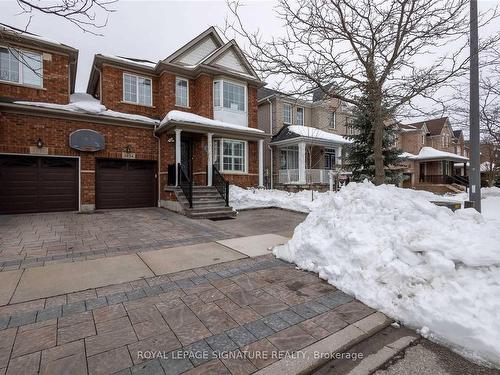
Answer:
[235,183,500,367]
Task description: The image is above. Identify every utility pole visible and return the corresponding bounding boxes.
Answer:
[469,0,482,212]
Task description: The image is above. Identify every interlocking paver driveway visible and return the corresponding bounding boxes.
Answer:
[0,208,306,270]
[0,255,384,375]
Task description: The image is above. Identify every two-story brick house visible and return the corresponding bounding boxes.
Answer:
[396,117,469,190]
[257,87,352,189]
[0,25,266,216]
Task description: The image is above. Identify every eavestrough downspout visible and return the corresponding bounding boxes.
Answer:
[266,98,273,189]
[153,124,161,207]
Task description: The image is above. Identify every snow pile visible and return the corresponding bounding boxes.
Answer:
[16,93,158,124]
[229,185,334,213]
[160,110,264,133]
[274,181,500,367]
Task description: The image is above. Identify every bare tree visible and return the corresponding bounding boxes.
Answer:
[223,0,500,185]
[14,0,116,35]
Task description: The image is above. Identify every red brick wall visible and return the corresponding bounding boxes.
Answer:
[0,51,70,104]
[248,85,259,129]
[192,74,213,119]
[0,111,157,205]
[100,65,160,118]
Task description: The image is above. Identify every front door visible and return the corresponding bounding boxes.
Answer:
[181,137,193,180]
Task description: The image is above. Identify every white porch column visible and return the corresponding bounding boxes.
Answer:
[298,141,306,184]
[207,133,213,186]
[175,129,182,186]
[336,146,343,166]
[258,139,264,187]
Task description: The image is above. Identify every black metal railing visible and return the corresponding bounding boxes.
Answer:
[449,174,469,186]
[178,163,193,208]
[213,165,229,207]
[420,174,469,187]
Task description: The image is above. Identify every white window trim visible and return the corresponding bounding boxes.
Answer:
[330,112,336,129]
[0,46,43,88]
[283,103,292,125]
[296,107,305,126]
[122,72,153,106]
[214,138,248,174]
[175,76,189,108]
[213,78,247,113]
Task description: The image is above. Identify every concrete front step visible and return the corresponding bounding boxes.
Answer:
[186,209,237,219]
[173,187,235,219]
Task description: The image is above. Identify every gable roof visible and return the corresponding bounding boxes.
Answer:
[405,117,449,136]
[200,40,257,78]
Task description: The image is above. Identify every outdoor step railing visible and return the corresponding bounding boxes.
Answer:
[213,165,229,207]
[178,163,193,208]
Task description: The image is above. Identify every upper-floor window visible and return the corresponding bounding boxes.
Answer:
[0,47,42,87]
[213,80,246,112]
[421,133,425,144]
[283,103,292,124]
[175,77,189,107]
[296,107,304,126]
[123,73,152,106]
[329,112,336,129]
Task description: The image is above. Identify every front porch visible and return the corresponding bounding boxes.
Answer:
[270,125,351,188]
[155,111,267,217]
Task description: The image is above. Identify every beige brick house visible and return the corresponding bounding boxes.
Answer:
[257,88,353,189]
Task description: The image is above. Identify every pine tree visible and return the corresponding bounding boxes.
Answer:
[346,95,403,184]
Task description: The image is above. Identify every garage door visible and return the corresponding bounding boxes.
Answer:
[0,155,78,214]
[96,159,156,209]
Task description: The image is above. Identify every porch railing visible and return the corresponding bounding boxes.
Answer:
[419,174,469,186]
[213,165,229,206]
[178,163,193,208]
[278,169,332,184]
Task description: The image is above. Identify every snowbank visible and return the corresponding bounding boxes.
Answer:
[229,185,335,213]
[274,182,500,367]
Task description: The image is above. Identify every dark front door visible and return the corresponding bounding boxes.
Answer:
[181,137,193,180]
[0,155,78,214]
[96,159,156,209]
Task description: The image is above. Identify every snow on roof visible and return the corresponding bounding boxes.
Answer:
[159,110,264,134]
[99,54,157,69]
[404,147,468,161]
[15,93,158,124]
[287,125,351,144]
[0,23,62,46]
[400,152,418,159]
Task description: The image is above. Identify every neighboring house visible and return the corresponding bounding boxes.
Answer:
[396,117,469,191]
[0,24,266,217]
[257,87,352,189]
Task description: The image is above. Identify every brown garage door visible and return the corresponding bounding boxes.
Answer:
[0,155,78,214]
[96,159,156,209]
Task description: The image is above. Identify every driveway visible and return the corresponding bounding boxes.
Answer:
[0,208,306,271]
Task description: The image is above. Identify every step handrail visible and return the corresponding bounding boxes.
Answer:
[178,163,193,208]
[212,165,229,207]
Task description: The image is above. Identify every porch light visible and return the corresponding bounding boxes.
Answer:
[35,138,44,149]
[167,137,175,143]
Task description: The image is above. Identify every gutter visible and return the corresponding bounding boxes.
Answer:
[267,98,273,189]
[153,124,161,207]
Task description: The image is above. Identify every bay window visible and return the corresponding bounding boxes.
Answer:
[123,73,152,106]
[213,139,247,173]
[0,47,42,87]
[175,77,189,107]
[213,80,246,112]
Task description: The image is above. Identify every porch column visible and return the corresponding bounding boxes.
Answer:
[175,129,182,186]
[258,139,264,187]
[207,133,213,186]
[336,146,343,166]
[298,141,306,184]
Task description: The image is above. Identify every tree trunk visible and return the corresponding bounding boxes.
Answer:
[373,119,385,185]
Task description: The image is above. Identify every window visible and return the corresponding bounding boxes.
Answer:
[280,146,299,170]
[296,107,304,126]
[175,77,189,107]
[123,73,152,106]
[329,112,336,129]
[213,139,247,173]
[213,80,246,112]
[324,148,336,170]
[283,103,292,124]
[0,47,42,87]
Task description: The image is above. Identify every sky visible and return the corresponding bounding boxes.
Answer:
[0,0,281,92]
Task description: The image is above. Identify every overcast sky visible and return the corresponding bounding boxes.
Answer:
[0,0,280,92]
